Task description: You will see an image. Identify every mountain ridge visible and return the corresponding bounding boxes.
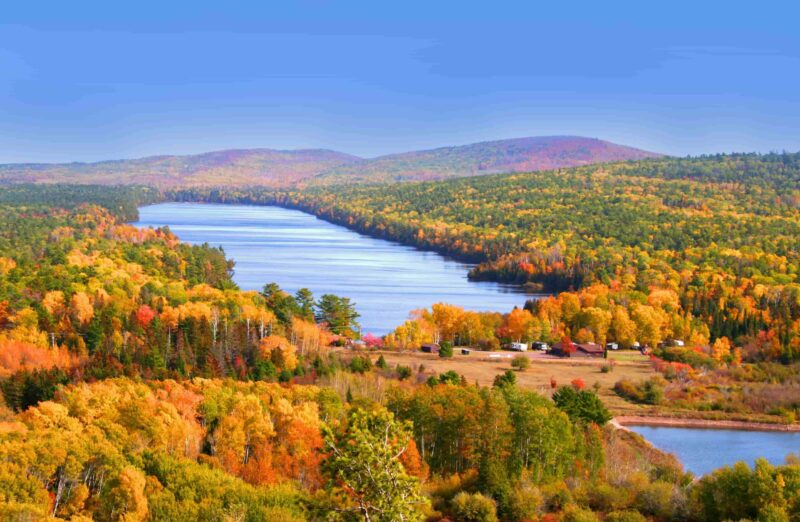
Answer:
[0,136,662,188]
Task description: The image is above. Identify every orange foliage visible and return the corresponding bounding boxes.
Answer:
[0,339,76,377]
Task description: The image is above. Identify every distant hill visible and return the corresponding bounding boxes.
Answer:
[0,137,661,188]
[0,149,361,188]
[310,136,662,185]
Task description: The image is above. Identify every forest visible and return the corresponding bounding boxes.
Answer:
[174,153,800,362]
[0,177,799,521]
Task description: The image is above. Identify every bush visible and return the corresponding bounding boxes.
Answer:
[614,377,664,405]
[600,363,613,373]
[376,355,388,369]
[635,481,675,520]
[493,370,517,388]
[396,364,412,380]
[439,341,454,358]
[552,386,612,425]
[348,356,373,374]
[586,483,628,512]
[605,510,647,522]
[479,338,501,351]
[438,370,462,385]
[511,355,531,371]
[562,505,601,522]
[450,492,498,522]
[506,484,542,521]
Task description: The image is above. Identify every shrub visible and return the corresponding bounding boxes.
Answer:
[552,386,612,425]
[614,377,664,405]
[439,341,454,358]
[541,481,572,511]
[605,510,647,522]
[586,482,628,512]
[600,363,613,373]
[438,370,462,385]
[396,365,412,380]
[493,370,517,388]
[562,505,601,522]
[450,492,498,522]
[348,356,373,374]
[511,355,531,371]
[506,484,542,522]
[635,481,675,520]
[376,355,388,369]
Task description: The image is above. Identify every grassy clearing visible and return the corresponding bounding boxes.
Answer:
[370,349,656,415]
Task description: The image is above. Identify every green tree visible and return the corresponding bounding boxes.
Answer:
[493,370,517,389]
[510,355,530,371]
[316,294,361,338]
[295,288,316,320]
[450,492,498,522]
[322,408,426,521]
[552,386,611,425]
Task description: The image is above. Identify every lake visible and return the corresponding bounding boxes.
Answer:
[135,202,800,475]
[134,202,539,335]
[628,425,800,475]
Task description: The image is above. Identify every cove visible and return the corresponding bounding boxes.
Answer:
[628,425,800,476]
[134,202,540,334]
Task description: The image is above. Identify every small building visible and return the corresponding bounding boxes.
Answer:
[551,341,606,358]
[461,348,471,355]
[421,343,440,353]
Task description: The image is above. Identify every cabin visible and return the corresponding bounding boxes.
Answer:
[551,341,606,358]
[421,343,440,353]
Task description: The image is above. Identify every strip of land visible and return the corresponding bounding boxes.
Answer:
[614,416,800,432]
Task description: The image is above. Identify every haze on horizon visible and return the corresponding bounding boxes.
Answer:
[2,0,799,163]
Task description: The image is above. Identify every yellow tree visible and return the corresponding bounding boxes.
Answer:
[505,308,534,342]
[712,336,732,364]
[70,292,95,327]
[260,335,298,372]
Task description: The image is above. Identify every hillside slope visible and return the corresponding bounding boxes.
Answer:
[0,136,660,188]
[311,136,662,184]
[0,148,361,188]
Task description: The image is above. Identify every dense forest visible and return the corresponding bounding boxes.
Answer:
[175,153,800,361]
[0,179,799,520]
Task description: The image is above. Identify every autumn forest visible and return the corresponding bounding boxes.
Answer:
[1,152,800,521]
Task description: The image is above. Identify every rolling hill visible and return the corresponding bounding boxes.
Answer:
[309,136,662,185]
[0,149,361,188]
[0,136,661,188]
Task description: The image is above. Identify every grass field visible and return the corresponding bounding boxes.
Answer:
[369,349,658,415]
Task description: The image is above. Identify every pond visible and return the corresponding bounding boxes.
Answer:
[628,425,800,475]
[134,202,540,335]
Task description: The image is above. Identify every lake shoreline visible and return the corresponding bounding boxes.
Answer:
[615,415,800,432]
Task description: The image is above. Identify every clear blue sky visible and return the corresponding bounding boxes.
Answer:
[2,0,799,162]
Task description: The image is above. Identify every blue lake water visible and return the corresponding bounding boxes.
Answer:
[134,202,800,475]
[628,425,800,475]
[134,202,539,335]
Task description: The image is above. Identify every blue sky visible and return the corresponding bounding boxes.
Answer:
[1,0,799,162]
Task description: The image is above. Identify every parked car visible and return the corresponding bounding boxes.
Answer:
[508,342,528,352]
[532,341,550,351]
[605,342,619,350]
